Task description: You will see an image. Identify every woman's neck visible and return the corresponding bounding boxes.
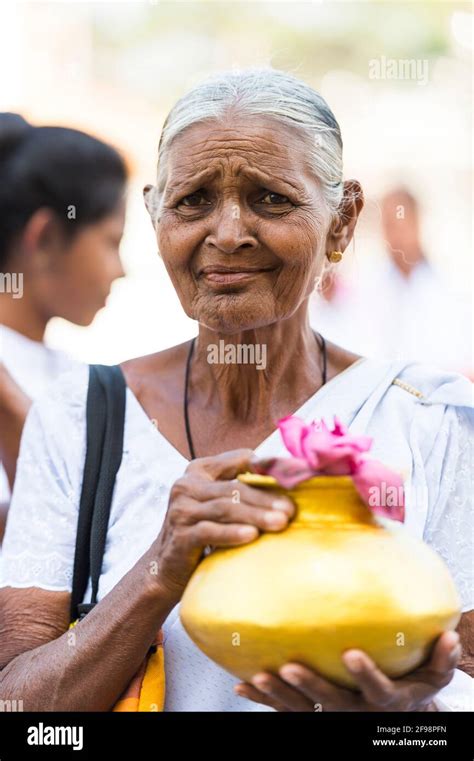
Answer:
[0,293,47,343]
[190,309,324,423]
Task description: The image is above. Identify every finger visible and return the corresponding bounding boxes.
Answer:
[250,672,315,712]
[426,631,461,676]
[279,663,357,710]
[179,478,294,516]
[342,651,396,707]
[413,631,461,695]
[185,449,257,480]
[234,682,289,712]
[401,634,461,708]
[190,520,259,548]
[222,482,295,516]
[187,499,291,532]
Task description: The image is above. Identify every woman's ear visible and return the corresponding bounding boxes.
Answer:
[326,180,364,254]
[22,208,64,270]
[143,184,158,224]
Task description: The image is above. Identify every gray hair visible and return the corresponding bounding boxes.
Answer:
[156,68,344,216]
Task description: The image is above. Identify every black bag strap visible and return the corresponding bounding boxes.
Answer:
[70,364,126,622]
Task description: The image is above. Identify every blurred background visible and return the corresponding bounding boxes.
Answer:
[0,0,472,372]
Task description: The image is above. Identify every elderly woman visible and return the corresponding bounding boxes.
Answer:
[0,69,472,712]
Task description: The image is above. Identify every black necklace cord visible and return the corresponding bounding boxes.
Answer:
[183,332,328,461]
[183,337,197,460]
[314,330,327,385]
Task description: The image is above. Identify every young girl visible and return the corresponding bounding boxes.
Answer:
[0,114,128,535]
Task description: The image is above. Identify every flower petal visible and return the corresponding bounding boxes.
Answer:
[352,459,405,522]
[332,433,373,453]
[259,457,316,489]
[300,425,334,468]
[278,416,307,458]
[332,416,348,436]
[317,450,361,475]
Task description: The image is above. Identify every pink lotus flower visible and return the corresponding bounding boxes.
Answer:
[253,415,404,522]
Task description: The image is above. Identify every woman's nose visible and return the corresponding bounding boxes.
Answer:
[205,204,258,254]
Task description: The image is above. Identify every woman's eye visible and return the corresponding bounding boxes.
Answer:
[259,192,291,205]
[179,191,210,207]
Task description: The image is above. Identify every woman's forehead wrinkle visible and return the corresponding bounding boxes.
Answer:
[165,166,218,193]
[165,121,318,197]
[169,150,308,192]
[242,165,307,194]
[203,137,295,172]
[174,121,300,160]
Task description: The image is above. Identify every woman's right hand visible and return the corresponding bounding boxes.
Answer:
[150,449,295,602]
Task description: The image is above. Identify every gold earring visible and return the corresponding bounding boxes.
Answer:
[327,250,343,263]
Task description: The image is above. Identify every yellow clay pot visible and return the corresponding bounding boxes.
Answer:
[180,474,461,688]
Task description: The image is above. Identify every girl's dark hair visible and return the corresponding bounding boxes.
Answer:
[0,114,127,268]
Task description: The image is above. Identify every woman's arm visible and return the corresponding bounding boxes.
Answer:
[0,362,31,489]
[0,546,178,711]
[0,449,294,711]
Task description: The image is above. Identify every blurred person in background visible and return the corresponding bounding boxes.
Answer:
[0,114,127,542]
[373,188,471,372]
[308,268,362,351]
[310,188,472,375]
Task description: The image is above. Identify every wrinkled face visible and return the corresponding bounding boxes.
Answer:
[151,116,333,333]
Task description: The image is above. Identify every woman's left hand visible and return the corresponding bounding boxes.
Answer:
[235,630,461,712]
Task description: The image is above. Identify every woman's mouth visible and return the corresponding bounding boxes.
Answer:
[199,266,276,286]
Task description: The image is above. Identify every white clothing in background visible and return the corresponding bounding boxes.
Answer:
[310,261,472,373]
[0,324,77,504]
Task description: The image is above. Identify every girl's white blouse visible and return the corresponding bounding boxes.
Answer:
[0,325,76,504]
[1,357,473,712]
